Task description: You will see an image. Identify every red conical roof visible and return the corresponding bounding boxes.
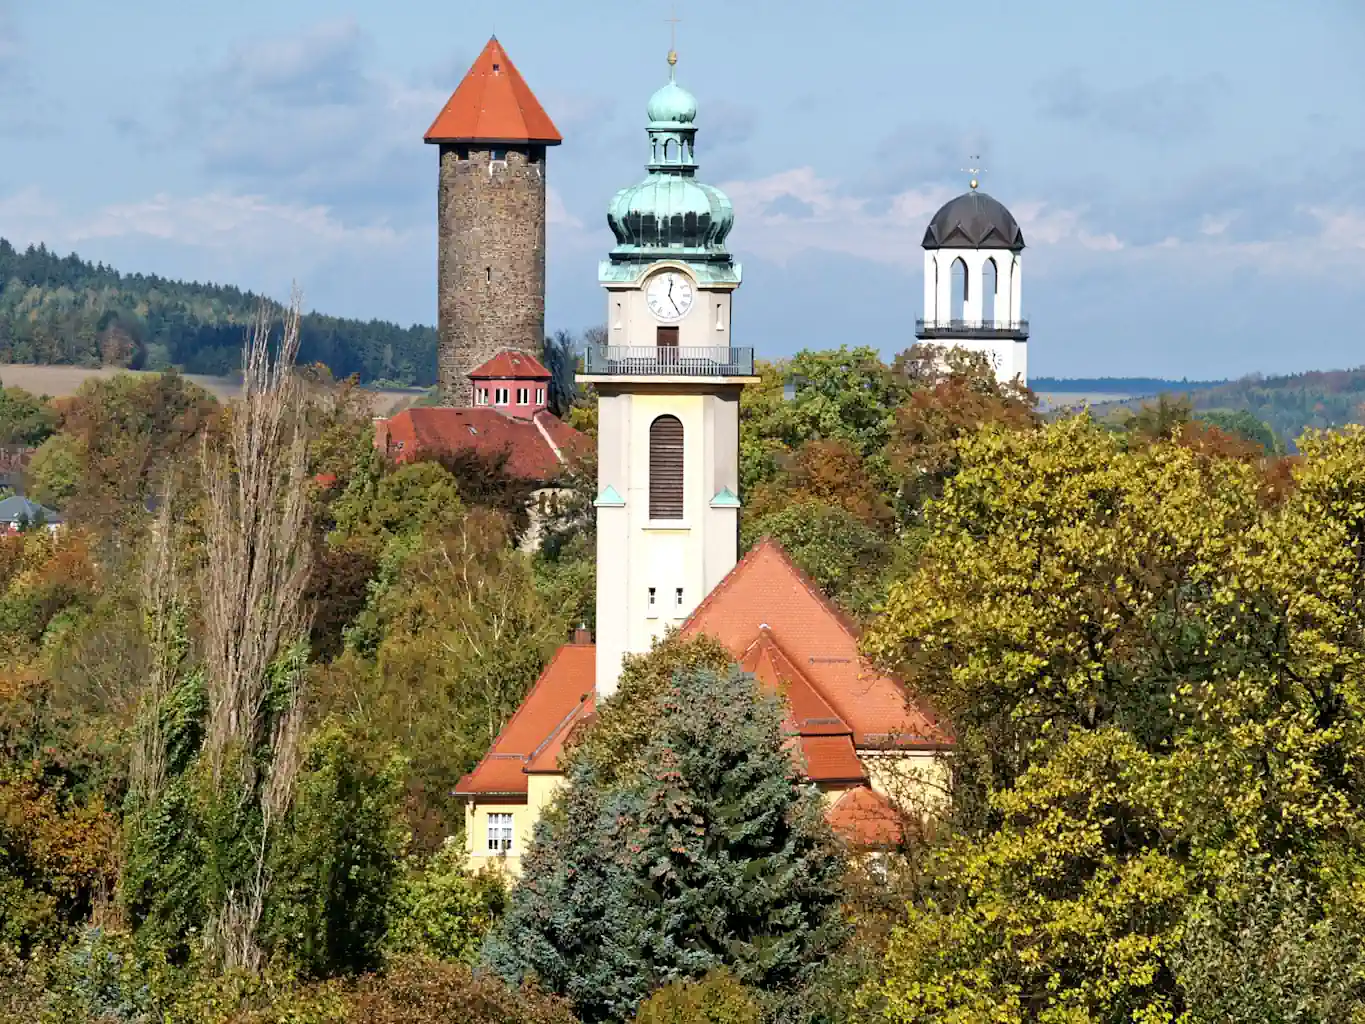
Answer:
[425,37,562,145]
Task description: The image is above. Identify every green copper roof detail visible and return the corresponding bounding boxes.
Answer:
[709,487,741,508]
[593,485,625,508]
[604,54,736,269]
[647,80,697,125]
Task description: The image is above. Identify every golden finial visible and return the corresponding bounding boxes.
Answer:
[962,154,985,190]
[666,8,681,72]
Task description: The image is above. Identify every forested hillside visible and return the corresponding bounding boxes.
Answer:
[1087,367,1365,445]
[0,239,437,386]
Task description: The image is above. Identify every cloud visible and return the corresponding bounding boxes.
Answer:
[718,165,1365,285]
[159,18,446,220]
[1035,69,1226,141]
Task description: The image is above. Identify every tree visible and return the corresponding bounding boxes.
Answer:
[864,419,1365,1021]
[488,666,848,1022]
[0,384,56,447]
[632,970,761,1024]
[24,432,83,509]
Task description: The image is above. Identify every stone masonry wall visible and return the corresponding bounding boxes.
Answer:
[437,143,548,405]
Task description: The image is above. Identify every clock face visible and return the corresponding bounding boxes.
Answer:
[645,271,695,322]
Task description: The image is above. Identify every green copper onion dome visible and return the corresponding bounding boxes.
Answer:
[646,79,697,125]
[605,54,733,262]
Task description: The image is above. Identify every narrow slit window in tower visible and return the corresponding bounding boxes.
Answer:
[486,266,492,284]
[715,301,723,331]
[675,587,684,610]
[647,587,657,617]
[982,257,998,325]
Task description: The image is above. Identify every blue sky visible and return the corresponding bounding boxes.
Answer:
[1,0,1362,379]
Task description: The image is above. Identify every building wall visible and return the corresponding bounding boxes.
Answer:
[594,384,743,697]
[462,774,568,878]
[605,265,735,351]
[472,375,549,417]
[438,144,548,405]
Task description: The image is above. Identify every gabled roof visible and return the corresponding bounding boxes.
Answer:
[0,495,60,524]
[456,644,595,796]
[682,539,953,749]
[379,407,587,483]
[827,786,905,849]
[425,37,562,145]
[470,350,552,381]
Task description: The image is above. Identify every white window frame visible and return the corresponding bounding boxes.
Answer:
[487,812,513,854]
[494,387,510,406]
[536,387,545,405]
[475,387,489,406]
[516,387,529,405]
[647,586,658,619]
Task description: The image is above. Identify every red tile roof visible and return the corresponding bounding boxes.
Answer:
[378,407,585,483]
[456,645,595,796]
[470,350,551,380]
[425,38,562,145]
[683,540,954,749]
[827,786,905,848]
[457,540,954,803]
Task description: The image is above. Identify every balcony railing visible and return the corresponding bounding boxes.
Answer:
[582,345,755,377]
[915,318,1030,340]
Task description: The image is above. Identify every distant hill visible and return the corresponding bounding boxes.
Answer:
[1031,376,1229,395]
[0,239,437,387]
[1082,368,1365,445]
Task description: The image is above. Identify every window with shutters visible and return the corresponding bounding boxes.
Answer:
[649,415,684,519]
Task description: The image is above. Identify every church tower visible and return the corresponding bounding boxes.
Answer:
[580,51,756,698]
[916,177,1029,385]
[425,38,562,405]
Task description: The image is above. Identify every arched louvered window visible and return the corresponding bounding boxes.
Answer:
[649,415,684,520]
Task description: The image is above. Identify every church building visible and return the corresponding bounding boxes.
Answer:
[455,48,954,872]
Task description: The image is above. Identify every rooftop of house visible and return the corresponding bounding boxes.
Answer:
[375,406,587,484]
[0,494,61,524]
[455,538,953,846]
[425,37,562,146]
[470,350,552,381]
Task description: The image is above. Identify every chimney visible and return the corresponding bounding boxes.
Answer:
[572,624,592,645]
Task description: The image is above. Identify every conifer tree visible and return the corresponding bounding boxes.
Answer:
[486,666,848,1022]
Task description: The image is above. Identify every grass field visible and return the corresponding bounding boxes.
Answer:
[0,364,424,415]
[1035,391,1151,412]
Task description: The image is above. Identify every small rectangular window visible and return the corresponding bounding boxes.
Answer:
[716,301,724,331]
[494,388,509,406]
[490,148,507,163]
[675,587,684,610]
[516,387,529,404]
[487,813,513,853]
[647,587,657,618]
[486,266,492,284]
[536,388,545,405]
[476,388,488,406]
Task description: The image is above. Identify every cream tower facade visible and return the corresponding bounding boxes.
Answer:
[916,179,1029,385]
[579,54,757,698]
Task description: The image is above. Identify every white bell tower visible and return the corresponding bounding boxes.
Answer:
[917,170,1029,385]
[580,51,758,699]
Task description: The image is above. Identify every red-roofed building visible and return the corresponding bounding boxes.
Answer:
[459,540,953,872]
[469,350,552,418]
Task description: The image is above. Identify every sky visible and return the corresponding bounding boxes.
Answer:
[0,0,1362,380]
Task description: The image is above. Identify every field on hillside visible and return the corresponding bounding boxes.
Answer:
[0,364,425,415]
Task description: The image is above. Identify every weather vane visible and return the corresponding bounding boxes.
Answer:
[666,6,681,68]
[961,155,985,190]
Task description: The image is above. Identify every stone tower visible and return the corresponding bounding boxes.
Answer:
[580,52,756,699]
[425,38,562,405]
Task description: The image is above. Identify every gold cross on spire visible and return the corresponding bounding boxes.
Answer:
[666,7,681,69]
[961,155,985,190]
